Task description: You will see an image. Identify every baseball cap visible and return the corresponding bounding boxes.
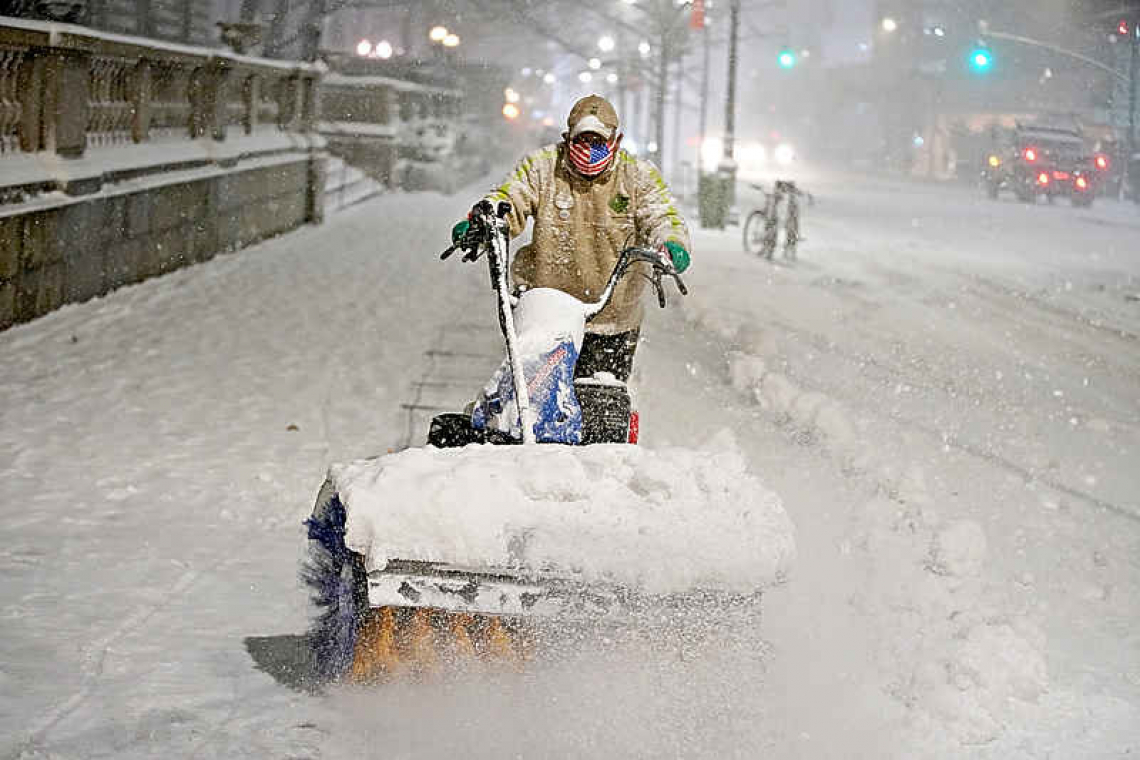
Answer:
[567,94,620,140]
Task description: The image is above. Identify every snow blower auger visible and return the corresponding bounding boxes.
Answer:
[303,200,796,684]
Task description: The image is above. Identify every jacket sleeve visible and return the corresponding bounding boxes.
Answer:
[484,147,551,239]
[632,158,692,254]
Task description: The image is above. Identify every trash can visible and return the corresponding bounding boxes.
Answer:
[698,171,733,229]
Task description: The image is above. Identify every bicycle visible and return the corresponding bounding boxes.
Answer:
[742,180,811,261]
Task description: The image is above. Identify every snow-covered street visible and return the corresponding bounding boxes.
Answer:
[2,169,1138,759]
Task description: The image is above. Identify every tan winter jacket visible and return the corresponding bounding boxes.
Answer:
[486,143,691,335]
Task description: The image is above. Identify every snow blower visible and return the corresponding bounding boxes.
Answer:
[303,201,796,683]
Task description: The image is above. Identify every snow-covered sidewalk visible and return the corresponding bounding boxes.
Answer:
[1,170,1137,758]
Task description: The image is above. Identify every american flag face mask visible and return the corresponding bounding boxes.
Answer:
[568,134,619,177]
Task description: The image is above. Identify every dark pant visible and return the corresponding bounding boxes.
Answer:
[575,329,640,383]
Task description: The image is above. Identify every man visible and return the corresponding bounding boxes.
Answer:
[452,94,691,382]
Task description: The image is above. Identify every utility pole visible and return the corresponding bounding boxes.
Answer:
[652,5,669,167]
[1128,18,1139,201]
[673,53,684,179]
[720,0,739,170]
[697,16,709,175]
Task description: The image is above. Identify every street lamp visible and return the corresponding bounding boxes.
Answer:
[589,57,602,70]
[881,17,898,33]
[598,35,615,52]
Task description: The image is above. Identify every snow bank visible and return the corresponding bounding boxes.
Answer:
[329,442,796,595]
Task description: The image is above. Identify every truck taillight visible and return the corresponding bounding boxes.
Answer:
[1094,154,1109,171]
[1023,147,1038,162]
[1075,176,1089,190]
[1036,172,1049,185]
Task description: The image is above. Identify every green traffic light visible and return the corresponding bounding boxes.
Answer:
[778,50,796,69]
[970,48,992,72]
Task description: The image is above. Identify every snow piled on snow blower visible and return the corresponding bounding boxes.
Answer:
[331,440,796,595]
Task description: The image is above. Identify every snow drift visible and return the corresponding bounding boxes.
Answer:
[328,441,796,595]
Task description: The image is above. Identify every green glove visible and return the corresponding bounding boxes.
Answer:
[663,240,690,273]
[451,219,471,245]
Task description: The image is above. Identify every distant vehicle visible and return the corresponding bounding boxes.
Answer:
[981,124,1105,208]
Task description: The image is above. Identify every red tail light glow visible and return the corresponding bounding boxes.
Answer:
[1095,154,1109,170]
[1023,147,1038,162]
[1075,176,1089,190]
[1036,172,1049,185]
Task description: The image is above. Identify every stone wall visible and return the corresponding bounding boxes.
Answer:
[0,18,323,330]
[0,154,323,328]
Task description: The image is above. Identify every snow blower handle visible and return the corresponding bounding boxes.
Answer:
[626,246,689,309]
[439,200,511,261]
[583,245,688,321]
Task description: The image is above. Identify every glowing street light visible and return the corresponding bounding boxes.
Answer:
[598,35,615,52]
[356,39,372,56]
[589,57,602,70]
[502,103,520,120]
[969,47,993,72]
[543,72,556,85]
[606,72,618,84]
[442,33,460,47]
[504,87,521,103]
[881,17,898,32]
[638,40,651,58]
[429,26,448,42]
[578,71,593,83]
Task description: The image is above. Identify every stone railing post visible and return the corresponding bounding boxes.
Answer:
[282,72,303,131]
[300,72,318,132]
[43,47,91,158]
[14,52,45,153]
[190,59,229,141]
[131,59,152,143]
[384,85,398,127]
[208,60,230,141]
[243,73,258,133]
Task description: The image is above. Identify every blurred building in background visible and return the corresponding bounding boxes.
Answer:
[825,0,1134,179]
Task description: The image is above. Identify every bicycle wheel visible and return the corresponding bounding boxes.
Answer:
[743,211,768,255]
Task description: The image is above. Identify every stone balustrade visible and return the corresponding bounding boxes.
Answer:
[0,16,319,166]
[0,16,325,330]
[318,72,467,190]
